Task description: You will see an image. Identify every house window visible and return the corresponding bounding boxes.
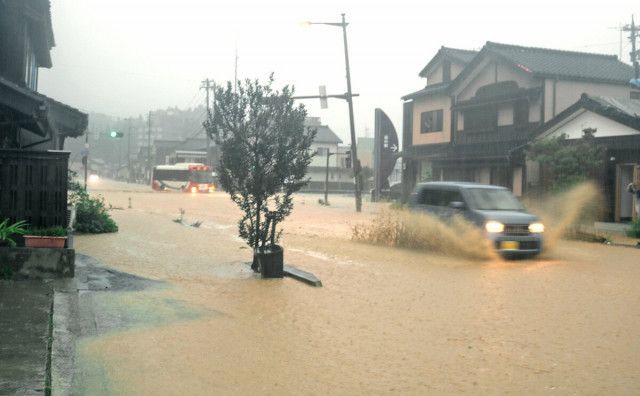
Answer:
[463,105,497,132]
[513,99,529,128]
[420,110,443,133]
[316,147,328,156]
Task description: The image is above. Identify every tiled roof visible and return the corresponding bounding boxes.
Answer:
[419,47,478,78]
[588,96,640,118]
[442,47,478,65]
[401,82,450,100]
[537,94,640,136]
[313,125,342,144]
[485,42,634,83]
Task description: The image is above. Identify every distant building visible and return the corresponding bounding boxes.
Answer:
[304,117,355,192]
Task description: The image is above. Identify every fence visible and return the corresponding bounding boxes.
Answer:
[0,149,69,228]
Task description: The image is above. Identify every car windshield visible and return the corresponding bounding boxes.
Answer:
[465,188,524,211]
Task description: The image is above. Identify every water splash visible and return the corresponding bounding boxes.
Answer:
[352,209,494,260]
[525,182,604,252]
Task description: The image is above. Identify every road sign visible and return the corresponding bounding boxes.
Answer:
[319,85,328,109]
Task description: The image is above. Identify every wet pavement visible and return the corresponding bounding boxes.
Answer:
[0,280,53,396]
[41,180,640,394]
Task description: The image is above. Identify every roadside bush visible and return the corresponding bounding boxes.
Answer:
[71,189,118,233]
[627,218,640,238]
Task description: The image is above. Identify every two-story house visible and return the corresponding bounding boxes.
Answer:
[402,42,637,198]
[0,0,87,150]
[0,0,87,229]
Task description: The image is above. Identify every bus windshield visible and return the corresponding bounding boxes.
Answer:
[189,171,213,183]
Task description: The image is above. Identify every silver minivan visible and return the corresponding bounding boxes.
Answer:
[409,182,544,257]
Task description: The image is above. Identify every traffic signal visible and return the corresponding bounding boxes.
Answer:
[344,150,351,168]
[109,131,124,138]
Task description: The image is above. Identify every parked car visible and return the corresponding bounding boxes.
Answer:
[408,182,544,257]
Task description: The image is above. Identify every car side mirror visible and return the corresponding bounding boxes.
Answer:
[449,201,465,210]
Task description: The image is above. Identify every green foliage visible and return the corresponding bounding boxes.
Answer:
[627,218,640,238]
[527,128,605,192]
[25,226,67,237]
[69,184,118,234]
[204,75,316,249]
[0,219,27,247]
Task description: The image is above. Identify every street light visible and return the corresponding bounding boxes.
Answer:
[302,13,362,212]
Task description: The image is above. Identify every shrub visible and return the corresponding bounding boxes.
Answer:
[0,219,27,247]
[25,226,67,237]
[69,187,118,234]
[627,218,640,238]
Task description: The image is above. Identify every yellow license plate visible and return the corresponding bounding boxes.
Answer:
[500,241,519,250]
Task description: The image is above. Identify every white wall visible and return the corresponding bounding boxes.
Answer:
[541,110,640,140]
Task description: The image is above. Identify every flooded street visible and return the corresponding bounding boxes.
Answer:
[73,180,640,395]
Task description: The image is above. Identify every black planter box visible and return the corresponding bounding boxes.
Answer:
[257,245,283,278]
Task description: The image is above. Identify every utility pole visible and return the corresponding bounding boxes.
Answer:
[234,47,238,95]
[201,78,214,168]
[299,13,362,212]
[127,118,132,183]
[147,112,151,184]
[340,13,362,212]
[623,15,640,80]
[83,129,89,190]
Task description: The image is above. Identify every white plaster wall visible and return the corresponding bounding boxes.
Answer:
[457,59,538,101]
[545,80,633,122]
[451,62,466,81]
[426,63,443,85]
[542,110,640,140]
[309,143,340,167]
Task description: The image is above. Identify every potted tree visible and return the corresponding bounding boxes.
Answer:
[0,219,27,247]
[24,226,67,248]
[204,75,316,278]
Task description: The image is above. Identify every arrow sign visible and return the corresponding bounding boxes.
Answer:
[390,144,398,153]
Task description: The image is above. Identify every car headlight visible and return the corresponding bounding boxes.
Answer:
[190,187,197,193]
[485,221,504,233]
[529,222,545,233]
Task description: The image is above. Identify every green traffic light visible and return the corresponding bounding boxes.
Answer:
[110,131,118,138]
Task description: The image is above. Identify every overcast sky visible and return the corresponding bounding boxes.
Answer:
[39,0,637,143]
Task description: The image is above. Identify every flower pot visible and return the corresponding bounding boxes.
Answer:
[24,236,67,248]
[256,245,284,278]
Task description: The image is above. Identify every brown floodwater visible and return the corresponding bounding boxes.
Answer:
[74,179,640,394]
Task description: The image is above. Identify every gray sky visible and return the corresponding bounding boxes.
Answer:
[40,0,637,143]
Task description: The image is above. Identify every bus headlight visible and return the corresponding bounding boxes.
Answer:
[529,222,545,233]
[485,221,504,233]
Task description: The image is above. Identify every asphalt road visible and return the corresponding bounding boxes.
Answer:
[68,179,640,395]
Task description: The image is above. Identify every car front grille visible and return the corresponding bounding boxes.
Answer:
[503,224,530,236]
